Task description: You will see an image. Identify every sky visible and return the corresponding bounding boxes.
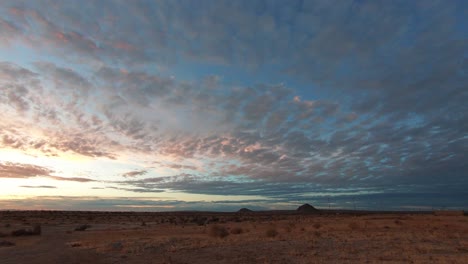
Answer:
[0,0,467,212]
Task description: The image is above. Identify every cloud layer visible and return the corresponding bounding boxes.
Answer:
[0,0,466,210]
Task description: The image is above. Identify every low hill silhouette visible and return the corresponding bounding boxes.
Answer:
[297,203,319,212]
[238,208,253,213]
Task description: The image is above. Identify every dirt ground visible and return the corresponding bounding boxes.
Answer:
[0,210,467,263]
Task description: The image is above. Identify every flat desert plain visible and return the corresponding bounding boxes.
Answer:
[1,210,467,263]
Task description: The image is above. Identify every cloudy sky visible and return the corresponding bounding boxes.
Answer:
[0,0,467,211]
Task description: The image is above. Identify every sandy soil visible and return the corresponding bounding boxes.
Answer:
[1,211,467,263]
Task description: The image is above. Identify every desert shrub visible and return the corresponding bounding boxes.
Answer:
[0,240,15,247]
[209,225,229,238]
[0,232,8,237]
[394,219,403,225]
[11,224,41,236]
[313,223,321,229]
[230,227,243,234]
[265,227,278,238]
[75,224,91,231]
[12,229,32,236]
[348,222,360,230]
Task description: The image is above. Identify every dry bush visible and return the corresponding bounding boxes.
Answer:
[11,224,41,236]
[12,229,32,236]
[230,227,243,234]
[0,240,15,247]
[75,224,91,231]
[313,223,321,229]
[0,232,8,238]
[209,225,229,238]
[265,227,278,238]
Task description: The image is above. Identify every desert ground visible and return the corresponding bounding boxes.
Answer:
[1,209,467,264]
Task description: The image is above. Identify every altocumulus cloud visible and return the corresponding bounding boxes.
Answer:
[0,0,466,210]
[0,162,95,182]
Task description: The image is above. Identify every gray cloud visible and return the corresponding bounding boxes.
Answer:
[122,170,147,178]
[20,185,56,189]
[0,162,53,178]
[0,162,95,182]
[34,62,92,95]
[0,195,279,211]
[48,176,95,182]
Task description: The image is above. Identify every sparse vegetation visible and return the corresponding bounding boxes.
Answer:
[0,210,467,263]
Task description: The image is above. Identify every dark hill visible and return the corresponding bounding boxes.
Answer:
[238,208,253,213]
[297,203,319,212]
